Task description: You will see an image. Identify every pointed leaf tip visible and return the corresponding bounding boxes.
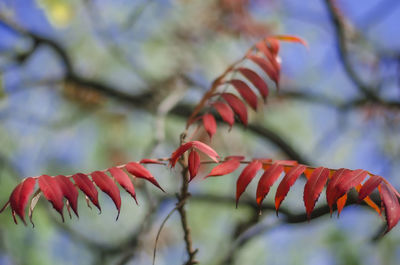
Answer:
[38,175,65,221]
[91,171,121,218]
[188,150,201,182]
[256,163,284,207]
[109,167,137,204]
[72,173,101,212]
[8,177,36,225]
[125,162,164,192]
[236,160,262,207]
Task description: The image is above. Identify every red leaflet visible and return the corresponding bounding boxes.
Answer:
[228,79,258,111]
[303,167,329,219]
[188,150,200,181]
[125,162,164,192]
[205,159,241,178]
[1,177,36,225]
[335,169,368,200]
[54,175,79,217]
[266,37,280,55]
[336,194,347,217]
[247,54,278,84]
[109,167,137,204]
[255,42,280,80]
[237,68,269,100]
[379,183,400,233]
[358,175,382,202]
[221,93,248,126]
[275,165,306,212]
[139,159,165,165]
[170,141,219,167]
[212,101,234,127]
[256,163,284,206]
[72,173,101,212]
[236,161,262,206]
[38,175,64,221]
[91,171,121,220]
[202,113,217,139]
[326,168,353,210]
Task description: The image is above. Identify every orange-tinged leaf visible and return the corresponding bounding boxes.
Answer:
[247,54,278,84]
[255,42,280,80]
[212,101,234,127]
[109,167,137,204]
[221,93,248,126]
[229,79,258,111]
[125,162,164,192]
[326,168,353,211]
[38,175,64,221]
[188,150,200,181]
[269,35,308,47]
[202,113,217,139]
[205,159,241,178]
[275,165,306,212]
[303,167,329,219]
[237,68,269,100]
[304,167,314,179]
[256,163,284,206]
[54,175,79,217]
[72,173,101,212]
[336,193,347,217]
[355,184,381,215]
[91,171,121,220]
[358,175,382,202]
[1,177,36,225]
[379,183,400,233]
[236,160,262,207]
[335,169,368,199]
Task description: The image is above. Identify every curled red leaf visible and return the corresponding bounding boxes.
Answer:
[379,183,400,233]
[275,164,306,213]
[38,175,65,221]
[170,141,219,168]
[1,177,36,225]
[91,171,121,220]
[303,167,329,219]
[188,150,201,181]
[125,162,164,192]
[72,173,101,212]
[55,175,79,217]
[256,163,284,206]
[236,160,262,207]
[228,79,258,111]
[202,113,217,139]
[237,68,269,100]
[358,175,382,202]
[109,167,137,204]
[212,101,234,127]
[205,159,241,178]
[221,93,248,126]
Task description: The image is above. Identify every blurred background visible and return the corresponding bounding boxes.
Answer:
[0,0,400,264]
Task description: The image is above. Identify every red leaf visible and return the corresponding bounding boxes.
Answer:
[170,141,219,167]
[139,159,165,165]
[255,42,280,81]
[303,167,329,219]
[72,173,101,212]
[335,169,368,200]
[256,163,284,206]
[54,175,79,217]
[125,162,164,192]
[109,167,137,204]
[228,79,258,111]
[212,101,235,127]
[205,159,241,178]
[237,68,269,100]
[358,175,382,202]
[275,164,306,212]
[188,150,200,181]
[247,54,278,84]
[236,160,262,206]
[266,37,280,55]
[221,93,248,126]
[326,168,354,211]
[379,183,400,233]
[91,171,121,220]
[38,175,64,221]
[3,177,36,225]
[202,113,217,139]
